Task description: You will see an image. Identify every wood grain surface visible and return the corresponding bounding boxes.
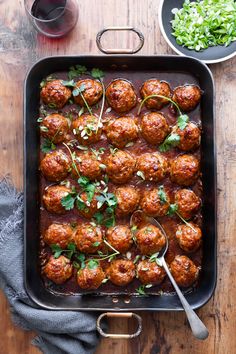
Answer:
[0,0,235,353]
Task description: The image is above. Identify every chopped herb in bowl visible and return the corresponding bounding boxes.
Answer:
[171,0,236,51]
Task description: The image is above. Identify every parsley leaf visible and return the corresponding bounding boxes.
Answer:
[61,193,76,210]
[157,186,167,204]
[76,253,86,269]
[159,133,180,152]
[93,212,104,224]
[136,285,147,296]
[41,139,56,153]
[91,68,105,80]
[66,243,77,259]
[177,114,189,130]
[72,83,86,97]
[50,244,63,258]
[62,79,75,87]
[87,259,99,270]
[167,203,178,216]
[68,65,88,80]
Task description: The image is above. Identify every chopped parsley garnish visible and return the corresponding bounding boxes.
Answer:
[91,68,105,80]
[157,185,168,204]
[41,139,56,153]
[159,133,180,152]
[177,114,189,130]
[68,65,88,80]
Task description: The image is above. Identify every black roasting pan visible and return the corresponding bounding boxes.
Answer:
[24,55,216,312]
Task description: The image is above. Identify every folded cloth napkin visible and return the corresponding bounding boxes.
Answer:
[0,176,100,354]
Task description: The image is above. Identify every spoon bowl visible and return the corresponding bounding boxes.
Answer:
[130,210,209,340]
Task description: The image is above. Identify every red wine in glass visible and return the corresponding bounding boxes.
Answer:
[26,0,78,37]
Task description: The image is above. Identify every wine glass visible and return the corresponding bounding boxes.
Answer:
[24,0,79,38]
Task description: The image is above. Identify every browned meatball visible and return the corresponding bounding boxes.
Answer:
[137,260,166,285]
[170,154,200,186]
[106,150,136,184]
[76,192,100,219]
[43,255,72,284]
[73,79,103,106]
[136,224,166,255]
[106,117,138,148]
[176,223,202,253]
[43,223,73,249]
[175,189,201,220]
[40,114,69,144]
[71,151,103,181]
[176,122,201,151]
[140,187,170,217]
[72,115,102,145]
[136,152,168,182]
[107,259,135,286]
[106,79,137,113]
[141,112,170,145]
[40,150,71,182]
[77,264,105,290]
[172,85,201,112]
[43,185,71,214]
[40,80,71,108]
[170,255,199,287]
[73,223,103,253]
[114,186,140,216]
[140,79,171,110]
[106,225,133,253]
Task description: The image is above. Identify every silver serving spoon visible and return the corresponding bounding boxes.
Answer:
[131,210,209,340]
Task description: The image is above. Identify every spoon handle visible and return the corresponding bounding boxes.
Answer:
[162,258,209,340]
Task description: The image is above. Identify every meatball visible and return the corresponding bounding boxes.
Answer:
[73,223,103,253]
[106,79,137,113]
[170,154,200,186]
[170,255,199,287]
[40,114,69,144]
[137,260,166,285]
[114,186,140,216]
[43,223,73,249]
[176,223,202,253]
[136,224,166,255]
[72,115,102,145]
[136,152,168,182]
[40,150,71,182]
[172,85,201,112]
[76,192,100,219]
[71,151,103,180]
[140,79,171,110]
[107,259,135,286]
[106,225,133,253]
[176,122,201,151]
[140,187,170,217]
[106,117,138,148]
[141,112,170,145]
[73,79,103,106]
[106,150,135,184]
[77,264,105,290]
[175,189,201,220]
[40,80,71,108]
[43,255,72,284]
[43,185,71,214]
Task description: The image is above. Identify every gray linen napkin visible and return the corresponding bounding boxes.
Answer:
[0,176,100,354]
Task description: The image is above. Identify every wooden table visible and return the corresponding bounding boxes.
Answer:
[1,0,236,353]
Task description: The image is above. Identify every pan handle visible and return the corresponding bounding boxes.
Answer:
[96,27,144,54]
[96,312,142,338]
